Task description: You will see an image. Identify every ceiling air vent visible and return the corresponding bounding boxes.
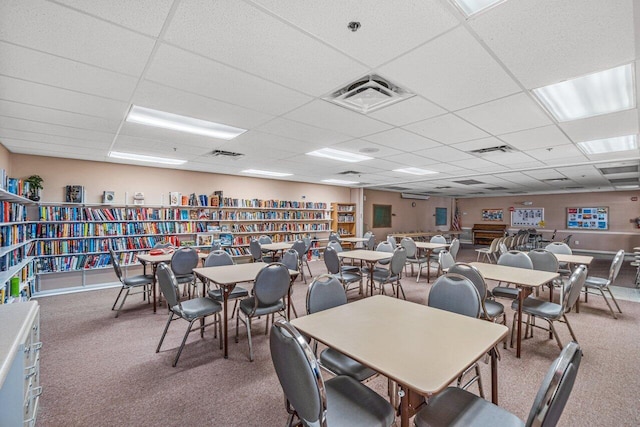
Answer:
[324,74,414,114]
[208,149,244,159]
[469,145,516,154]
[454,179,485,185]
[598,165,639,175]
[338,170,362,175]
[486,186,508,191]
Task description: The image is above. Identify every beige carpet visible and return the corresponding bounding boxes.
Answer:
[35,256,640,426]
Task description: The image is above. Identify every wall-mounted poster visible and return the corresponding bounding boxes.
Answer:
[435,207,448,226]
[567,207,609,230]
[373,204,392,228]
[482,208,503,221]
[511,208,544,227]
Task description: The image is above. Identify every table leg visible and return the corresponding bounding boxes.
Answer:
[516,288,532,358]
[426,250,433,283]
[222,284,236,359]
[152,263,158,313]
[367,261,375,296]
[490,347,499,404]
[287,284,292,320]
[398,385,425,427]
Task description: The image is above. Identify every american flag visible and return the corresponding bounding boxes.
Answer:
[452,201,461,231]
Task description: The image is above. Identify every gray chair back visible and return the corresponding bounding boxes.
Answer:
[528,249,559,273]
[258,235,273,245]
[157,263,181,310]
[171,247,199,275]
[204,250,234,267]
[281,249,299,272]
[291,240,307,262]
[253,263,290,307]
[249,239,262,262]
[109,246,123,282]
[438,250,456,271]
[430,235,446,244]
[210,240,222,251]
[448,263,488,301]
[323,246,341,275]
[302,237,312,253]
[525,341,582,427]
[270,320,326,426]
[449,238,460,259]
[499,242,509,256]
[306,274,347,314]
[329,232,341,242]
[154,241,172,249]
[376,241,394,265]
[400,237,417,258]
[327,240,344,253]
[607,249,625,285]
[365,233,376,250]
[545,242,572,255]
[498,251,533,270]
[390,247,408,276]
[387,235,396,246]
[428,273,481,318]
[563,265,588,311]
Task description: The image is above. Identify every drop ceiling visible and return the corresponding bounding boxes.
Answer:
[0,0,639,197]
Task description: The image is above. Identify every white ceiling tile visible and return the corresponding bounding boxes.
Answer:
[414,145,475,161]
[499,125,572,150]
[363,128,441,153]
[378,26,521,110]
[456,92,552,135]
[481,151,538,166]
[559,109,639,142]
[164,0,368,96]
[331,140,404,158]
[524,144,587,163]
[0,137,109,156]
[255,118,351,145]
[0,42,138,101]
[383,153,440,168]
[451,137,505,152]
[146,44,312,116]
[0,116,113,144]
[250,0,459,67]
[220,131,319,155]
[448,158,505,172]
[55,0,174,37]
[368,97,447,126]
[283,100,391,138]
[0,0,156,75]
[0,128,109,149]
[405,114,489,144]
[469,0,636,88]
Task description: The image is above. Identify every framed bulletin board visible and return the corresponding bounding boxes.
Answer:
[435,207,448,226]
[373,204,392,228]
[567,207,609,230]
[482,208,503,221]
[511,208,544,227]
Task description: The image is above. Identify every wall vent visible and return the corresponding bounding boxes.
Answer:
[208,149,244,159]
[324,74,414,114]
[469,145,515,154]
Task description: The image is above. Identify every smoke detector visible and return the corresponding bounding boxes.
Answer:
[325,74,414,114]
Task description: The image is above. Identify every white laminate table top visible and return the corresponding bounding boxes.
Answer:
[337,249,392,262]
[137,252,207,264]
[291,295,508,396]
[470,262,559,288]
[415,242,449,250]
[340,237,369,243]
[193,262,296,286]
[554,253,593,265]
[260,242,293,251]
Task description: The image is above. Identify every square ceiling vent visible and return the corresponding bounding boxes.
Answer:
[325,74,414,114]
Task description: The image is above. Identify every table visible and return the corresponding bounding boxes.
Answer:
[291,296,508,427]
[340,236,369,249]
[193,262,297,359]
[390,230,463,242]
[414,241,449,282]
[137,252,207,313]
[337,250,392,296]
[470,262,559,358]
[260,242,292,260]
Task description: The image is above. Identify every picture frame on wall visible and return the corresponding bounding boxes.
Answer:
[65,185,84,203]
[511,208,544,227]
[372,204,392,228]
[482,208,503,221]
[567,207,609,230]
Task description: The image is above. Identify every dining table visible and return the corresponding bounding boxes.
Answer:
[337,249,393,296]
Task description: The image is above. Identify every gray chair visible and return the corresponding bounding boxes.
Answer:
[400,237,427,280]
[428,273,484,397]
[449,262,506,328]
[492,251,534,300]
[236,263,291,361]
[545,242,573,276]
[414,341,582,427]
[270,320,395,427]
[327,240,359,273]
[438,250,456,275]
[249,238,263,262]
[429,234,447,260]
[280,248,300,318]
[475,237,500,263]
[328,231,341,243]
[155,263,222,366]
[153,241,173,249]
[386,235,397,247]
[210,240,222,251]
[528,249,561,300]
[306,275,376,382]
[258,234,277,262]
[449,238,460,260]
[323,246,363,295]
[364,233,376,251]
[511,265,587,351]
[291,239,308,283]
[204,250,249,317]
[372,247,407,299]
[583,249,624,318]
[361,241,395,277]
[170,247,199,296]
[109,246,153,318]
[301,236,313,277]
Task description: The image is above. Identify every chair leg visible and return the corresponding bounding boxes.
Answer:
[562,314,578,342]
[598,287,618,319]
[247,317,254,362]
[606,287,622,314]
[156,312,175,353]
[474,364,485,399]
[547,320,564,350]
[200,318,205,338]
[114,287,131,318]
[173,319,197,367]
[218,313,223,350]
[111,286,125,311]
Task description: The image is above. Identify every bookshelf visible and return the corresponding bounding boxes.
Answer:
[0,188,36,304]
[31,198,331,293]
[331,202,356,237]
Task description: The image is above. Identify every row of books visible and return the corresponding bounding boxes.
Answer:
[35,221,200,237]
[219,211,329,220]
[0,248,26,271]
[31,236,163,256]
[231,223,330,233]
[0,201,28,223]
[1,224,30,247]
[219,198,328,209]
[5,177,30,198]
[230,233,309,246]
[337,214,355,222]
[37,252,138,273]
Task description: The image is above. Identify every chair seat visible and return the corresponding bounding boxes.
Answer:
[208,286,249,300]
[361,266,388,275]
[407,256,427,264]
[320,348,376,382]
[342,265,360,274]
[511,297,562,319]
[584,276,608,288]
[325,376,395,427]
[239,297,285,317]
[123,274,153,287]
[482,299,504,319]
[414,386,524,427]
[492,286,519,299]
[333,272,362,284]
[174,297,222,321]
[174,273,195,284]
[371,270,399,283]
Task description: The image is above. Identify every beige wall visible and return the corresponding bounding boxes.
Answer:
[363,189,452,238]
[458,191,640,252]
[10,154,351,205]
[0,144,10,173]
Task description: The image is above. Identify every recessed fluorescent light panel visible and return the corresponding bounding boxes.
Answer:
[532,64,636,122]
[241,169,292,177]
[109,151,186,165]
[452,0,506,17]
[577,135,638,155]
[615,184,639,189]
[321,179,360,185]
[393,167,438,175]
[126,105,247,140]
[306,148,373,163]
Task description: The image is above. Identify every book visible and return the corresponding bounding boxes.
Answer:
[169,192,181,206]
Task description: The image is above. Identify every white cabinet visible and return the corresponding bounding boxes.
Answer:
[0,301,41,426]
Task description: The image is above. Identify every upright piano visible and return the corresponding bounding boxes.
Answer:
[472,223,507,245]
